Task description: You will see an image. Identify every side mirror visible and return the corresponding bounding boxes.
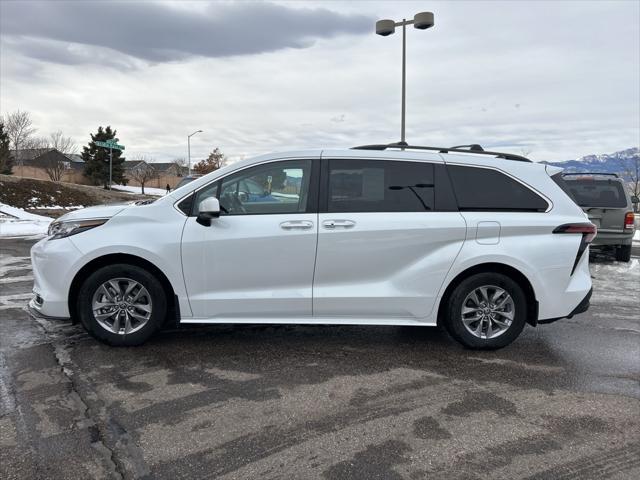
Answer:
[196,197,221,226]
[632,196,639,204]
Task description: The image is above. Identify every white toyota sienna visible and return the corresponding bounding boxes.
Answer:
[29,144,595,349]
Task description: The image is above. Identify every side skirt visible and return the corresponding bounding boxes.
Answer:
[179,317,437,327]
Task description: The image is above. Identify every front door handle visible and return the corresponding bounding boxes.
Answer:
[280,220,314,230]
[322,219,356,229]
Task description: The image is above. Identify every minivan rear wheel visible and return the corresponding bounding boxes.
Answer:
[444,272,527,349]
[615,245,631,262]
[77,264,167,346]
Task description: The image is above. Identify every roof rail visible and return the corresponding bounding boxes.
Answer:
[561,172,619,178]
[351,142,532,162]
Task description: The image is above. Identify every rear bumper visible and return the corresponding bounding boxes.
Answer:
[538,287,592,325]
[592,231,634,246]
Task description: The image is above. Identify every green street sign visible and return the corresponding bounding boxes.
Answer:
[95,140,125,151]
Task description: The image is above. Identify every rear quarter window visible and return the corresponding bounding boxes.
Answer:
[551,173,577,203]
[447,165,548,212]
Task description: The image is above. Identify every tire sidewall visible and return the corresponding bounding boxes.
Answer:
[445,272,527,350]
[616,245,631,262]
[77,264,167,346]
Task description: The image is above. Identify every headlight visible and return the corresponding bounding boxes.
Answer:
[48,218,109,239]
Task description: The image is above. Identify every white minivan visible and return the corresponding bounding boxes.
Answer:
[29,144,595,349]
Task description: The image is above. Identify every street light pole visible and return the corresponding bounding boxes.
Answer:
[401,19,407,144]
[376,12,434,146]
[187,130,203,176]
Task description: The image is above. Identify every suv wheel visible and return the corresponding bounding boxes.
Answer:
[444,272,527,350]
[77,264,167,346]
[615,245,632,262]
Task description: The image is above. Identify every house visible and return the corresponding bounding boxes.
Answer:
[10,148,88,183]
[122,160,188,189]
[149,162,188,177]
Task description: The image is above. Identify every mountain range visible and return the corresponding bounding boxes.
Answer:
[541,147,638,178]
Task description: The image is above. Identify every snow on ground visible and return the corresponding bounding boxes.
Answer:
[111,185,167,197]
[0,203,52,238]
[31,205,84,210]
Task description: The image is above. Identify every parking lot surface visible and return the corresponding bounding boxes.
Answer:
[1,238,639,479]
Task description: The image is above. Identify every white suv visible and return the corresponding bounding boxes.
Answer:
[29,144,595,349]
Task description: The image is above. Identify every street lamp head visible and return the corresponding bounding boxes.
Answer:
[413,12,434,30]
[376,19,396,36]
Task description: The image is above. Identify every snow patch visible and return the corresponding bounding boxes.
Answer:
[0,203,52,238]
[111,185,167,197]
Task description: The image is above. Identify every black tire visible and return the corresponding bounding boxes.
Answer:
[77,264,167,346]
[615,245,632,262]
[444,272,527,350]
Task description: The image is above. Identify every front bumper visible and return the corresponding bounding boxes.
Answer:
[538,287,592,325]
[28,299,69,321]
[30,236,83,318]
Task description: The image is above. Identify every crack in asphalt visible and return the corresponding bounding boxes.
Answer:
[25,310,151,480]
[51,342,127,480]
[51,338,153,479]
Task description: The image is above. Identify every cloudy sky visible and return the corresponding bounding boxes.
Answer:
[1,0,638,163]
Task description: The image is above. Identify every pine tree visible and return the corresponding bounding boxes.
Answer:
[0,122,14,175]
[82,126,126,187]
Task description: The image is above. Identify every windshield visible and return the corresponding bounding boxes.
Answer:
[175,177,196,189]
[565,179,627,208]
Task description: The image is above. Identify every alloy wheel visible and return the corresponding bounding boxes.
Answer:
[91,278,153,335]
[461,285,515,339]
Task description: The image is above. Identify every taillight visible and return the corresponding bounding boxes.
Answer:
[553,223,597,275]
[553,223,597,243]
[624,212,635,230]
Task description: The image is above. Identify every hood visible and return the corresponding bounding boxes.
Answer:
[56,203,130,222]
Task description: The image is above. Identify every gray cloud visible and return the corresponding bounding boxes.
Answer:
[0,1,372,64]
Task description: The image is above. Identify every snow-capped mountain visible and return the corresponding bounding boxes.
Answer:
[542,148,638,177]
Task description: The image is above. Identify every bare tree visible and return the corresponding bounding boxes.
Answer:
[49,130,76,156]
[519,147,533,159]
[43,154,67,182]
[171,157,188,176]
[128,155,158,195]
[4,110,37,155]
[27,132,76,182]
[624,156,640,212]
[4,110,37,175]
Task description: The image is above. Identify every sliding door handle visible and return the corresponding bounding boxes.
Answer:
[322,219,356,229]
[280,220,314,230]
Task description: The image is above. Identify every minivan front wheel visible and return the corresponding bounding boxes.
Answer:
[445,273,527,349]
[77,264,167,346]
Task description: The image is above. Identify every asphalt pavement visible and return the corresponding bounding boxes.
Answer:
[1,238,639,479]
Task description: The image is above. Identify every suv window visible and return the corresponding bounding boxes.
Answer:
[327,160,434,213]
[551,173,577,203]
[195,160,312,215]
[564,179,627,208]
[447,165,548,212]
